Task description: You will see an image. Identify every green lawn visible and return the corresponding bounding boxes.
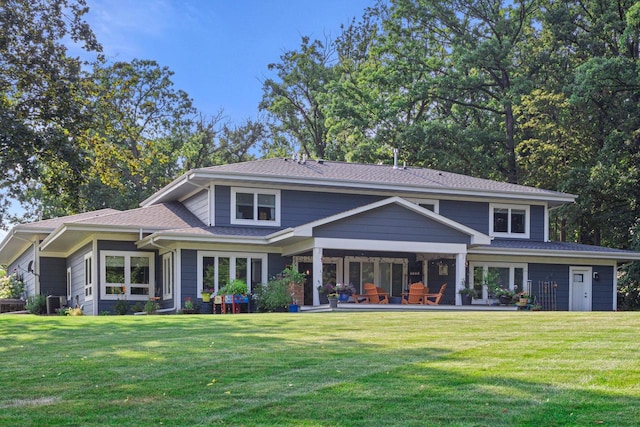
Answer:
[1,312,639,426]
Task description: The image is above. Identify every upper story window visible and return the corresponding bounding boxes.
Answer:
[231,188,281,226]
[489,203,529,238]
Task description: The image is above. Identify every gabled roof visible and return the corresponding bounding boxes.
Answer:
[269,196,491,246]
[141,158,577,207]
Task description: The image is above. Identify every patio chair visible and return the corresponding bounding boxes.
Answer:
[424,283,447,305]
[363,283,389,304]
[402,282,428,304]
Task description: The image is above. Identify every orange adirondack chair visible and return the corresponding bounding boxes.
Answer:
[402,282,428,304]
[424,283,447,305]
[363,283,389,304]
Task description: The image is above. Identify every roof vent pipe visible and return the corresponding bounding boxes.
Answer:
[393,148,399,169]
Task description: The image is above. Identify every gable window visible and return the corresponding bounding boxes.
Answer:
[101,251,155,301]
[231,188,280,226]
[84,253,93,301]
[407,198,439,214]
[490,204,529,238]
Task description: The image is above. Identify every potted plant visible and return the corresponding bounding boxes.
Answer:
[493,287,515,305]
[459,282,478,305]
[280,266,306,312]
[334,283,355,302]
[201,288,214,302]
[318,283,335,304]
[182,297,196,314]
[218,279,249,311]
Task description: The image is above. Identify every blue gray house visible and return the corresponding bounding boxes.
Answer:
[1,158,639,313]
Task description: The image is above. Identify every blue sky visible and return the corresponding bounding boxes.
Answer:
[82,0,375,124]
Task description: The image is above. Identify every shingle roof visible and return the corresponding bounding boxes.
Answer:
[16,209,121,231]
[156,225,277,238]
[487,239,639,255]
[197,158,571,198]
[72,203,203,229]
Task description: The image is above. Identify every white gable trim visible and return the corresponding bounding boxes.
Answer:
[270,197,491,245]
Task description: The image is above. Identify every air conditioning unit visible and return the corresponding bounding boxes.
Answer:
[46,296,66,315]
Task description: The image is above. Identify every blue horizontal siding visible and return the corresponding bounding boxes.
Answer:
[281,190,382,227]
[439,200,488,234]
[315,204,470,244]
[592,265,613,311]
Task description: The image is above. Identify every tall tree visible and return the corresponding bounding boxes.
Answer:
[0,0,101,227]
[538,0,640,247]
[81,59,195,208]
[181,114,263,170]
[260,36,336,159]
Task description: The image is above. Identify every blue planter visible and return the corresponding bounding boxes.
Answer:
[338,293,350,302]
[288,304,299,313]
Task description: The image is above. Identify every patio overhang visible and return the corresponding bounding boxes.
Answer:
[282,237,468,257]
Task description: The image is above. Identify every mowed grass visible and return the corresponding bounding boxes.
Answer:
[1,312,639,426]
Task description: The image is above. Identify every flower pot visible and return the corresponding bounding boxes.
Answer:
[461,294,472,305]
[328,298,338,309]
[288,303,299,313]
[499,295,513,305]
[338,293,350,303]
[201,292,211,303]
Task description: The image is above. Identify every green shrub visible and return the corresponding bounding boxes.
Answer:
[218,279,248,295]
[253,277,289,312]
[144,299,159,314]
[25,295,47,314]
[114,298,129,315]
[0,273,25,299]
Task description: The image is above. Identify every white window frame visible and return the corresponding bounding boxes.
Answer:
[197,251,268,294]
[407,198,440,214]
[230,187,281,226]
[66,267,72,302]
[468,262,528,303]
[84,253,93,301]
[162,252,173,299]
[100,251,155,301]
[489,203,530,239]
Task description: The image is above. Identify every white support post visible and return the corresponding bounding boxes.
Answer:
[312,247,323,306]
[455,252,467,306]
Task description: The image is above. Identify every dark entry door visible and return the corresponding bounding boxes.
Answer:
[298,262,314,306]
